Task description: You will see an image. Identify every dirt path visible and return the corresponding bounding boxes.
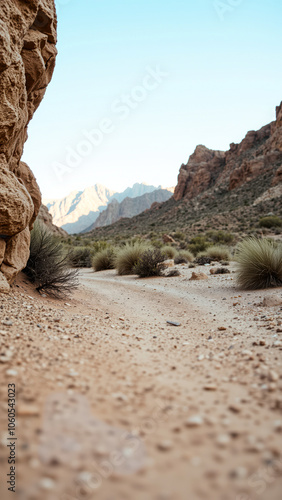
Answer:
[0,265,282,500]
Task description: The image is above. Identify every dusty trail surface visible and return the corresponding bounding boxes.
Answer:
[0,265,282,500]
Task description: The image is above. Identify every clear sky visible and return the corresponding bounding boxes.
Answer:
[22,0,282,200]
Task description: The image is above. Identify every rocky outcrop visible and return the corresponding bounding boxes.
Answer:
[37,205,68,237]
[0,1,57,292]
[174,102,282,201]
[86,189,172,231]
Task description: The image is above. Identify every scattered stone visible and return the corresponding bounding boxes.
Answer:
[185,416,204,427]
[18,405,40,417]
[2,320,13,326]
[210,268,230,275]
[112,393,128,402]
[216,434,230,447]
[204,384,217,391]
[262,295,282,307]
[228,404,241,414]
[269,370,279,382]
[6,369,18,376]
[218,326,226,331]
[157,440,173,452]
[39,478,56,490]
[189,272,208,281]
[167,321,181,327]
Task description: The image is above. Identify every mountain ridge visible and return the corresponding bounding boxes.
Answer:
[44,183,170,234]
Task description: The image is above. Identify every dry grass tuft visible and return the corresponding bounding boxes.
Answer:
[235,238,282,289]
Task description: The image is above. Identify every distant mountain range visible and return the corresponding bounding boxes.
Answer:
[84,188,172,232]
[44,183,173,234]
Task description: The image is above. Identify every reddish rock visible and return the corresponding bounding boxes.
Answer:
[174,103,282,201]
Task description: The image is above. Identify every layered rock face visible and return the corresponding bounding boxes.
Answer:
[174,102,282,201]
[0,0,57,292]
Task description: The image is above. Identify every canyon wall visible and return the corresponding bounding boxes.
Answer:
[0,0,57,292]
[174,102,282,201]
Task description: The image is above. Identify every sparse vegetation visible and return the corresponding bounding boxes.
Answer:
[69,247,93,268]
[188,236,210,255]
[134,249,166,278]
[204,246,232,262]
[115,242,150,275]
[92,248,116,272]
[23,222,78,298]
[174,250,193,264]
[259,216,282,229]
[162,245,177,259]
[235,237,282,289]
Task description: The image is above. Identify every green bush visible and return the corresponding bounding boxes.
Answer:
[235,237,282,289]
[188,236,209,255]
[162,245,177,259]
[23,222,78,298]
[174,250,193,264]
[174,231,185,241]
[115,242,150,275]
[134,249,166,278]
[206,230,235,245]
[92,248,116,272]
[69,247,93,268]
[205,246,232,262]
[259,216,282,229]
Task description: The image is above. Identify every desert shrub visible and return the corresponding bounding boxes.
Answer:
[69,247,93,268]
[235,237,282,289]
[213,267,230,275]
[174,250,193,264]
[134,249,166,278]
[92,240,109,253]
[151,238,163,249]
[115,242,150,275]
[174,231,185,241]
[206,230,234,245]
[194,255,212,265]
[259,216,282,229]
[23,222,78,298]
[188,236,209,255]
[92,248,116,272]
[162,245,177,259]
[205,246,232,262]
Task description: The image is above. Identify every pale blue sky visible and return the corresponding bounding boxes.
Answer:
[22,0,282,199]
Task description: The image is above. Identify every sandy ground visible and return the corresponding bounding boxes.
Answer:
[0,263,282,500]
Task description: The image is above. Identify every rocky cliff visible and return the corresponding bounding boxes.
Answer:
[86,189,172,231]
[87,102,282,240]
[0,0,57,292]
[174,103,282,201]
[37,205,68,237]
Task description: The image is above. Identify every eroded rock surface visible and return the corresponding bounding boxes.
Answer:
[0,0,57,292]
[174,103,282,201]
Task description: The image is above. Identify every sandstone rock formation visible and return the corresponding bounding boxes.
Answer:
[174,103,282,201]
[0,0,57,292]
[38,205,68,237]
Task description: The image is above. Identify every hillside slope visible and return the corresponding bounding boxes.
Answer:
[86,102,282,239]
